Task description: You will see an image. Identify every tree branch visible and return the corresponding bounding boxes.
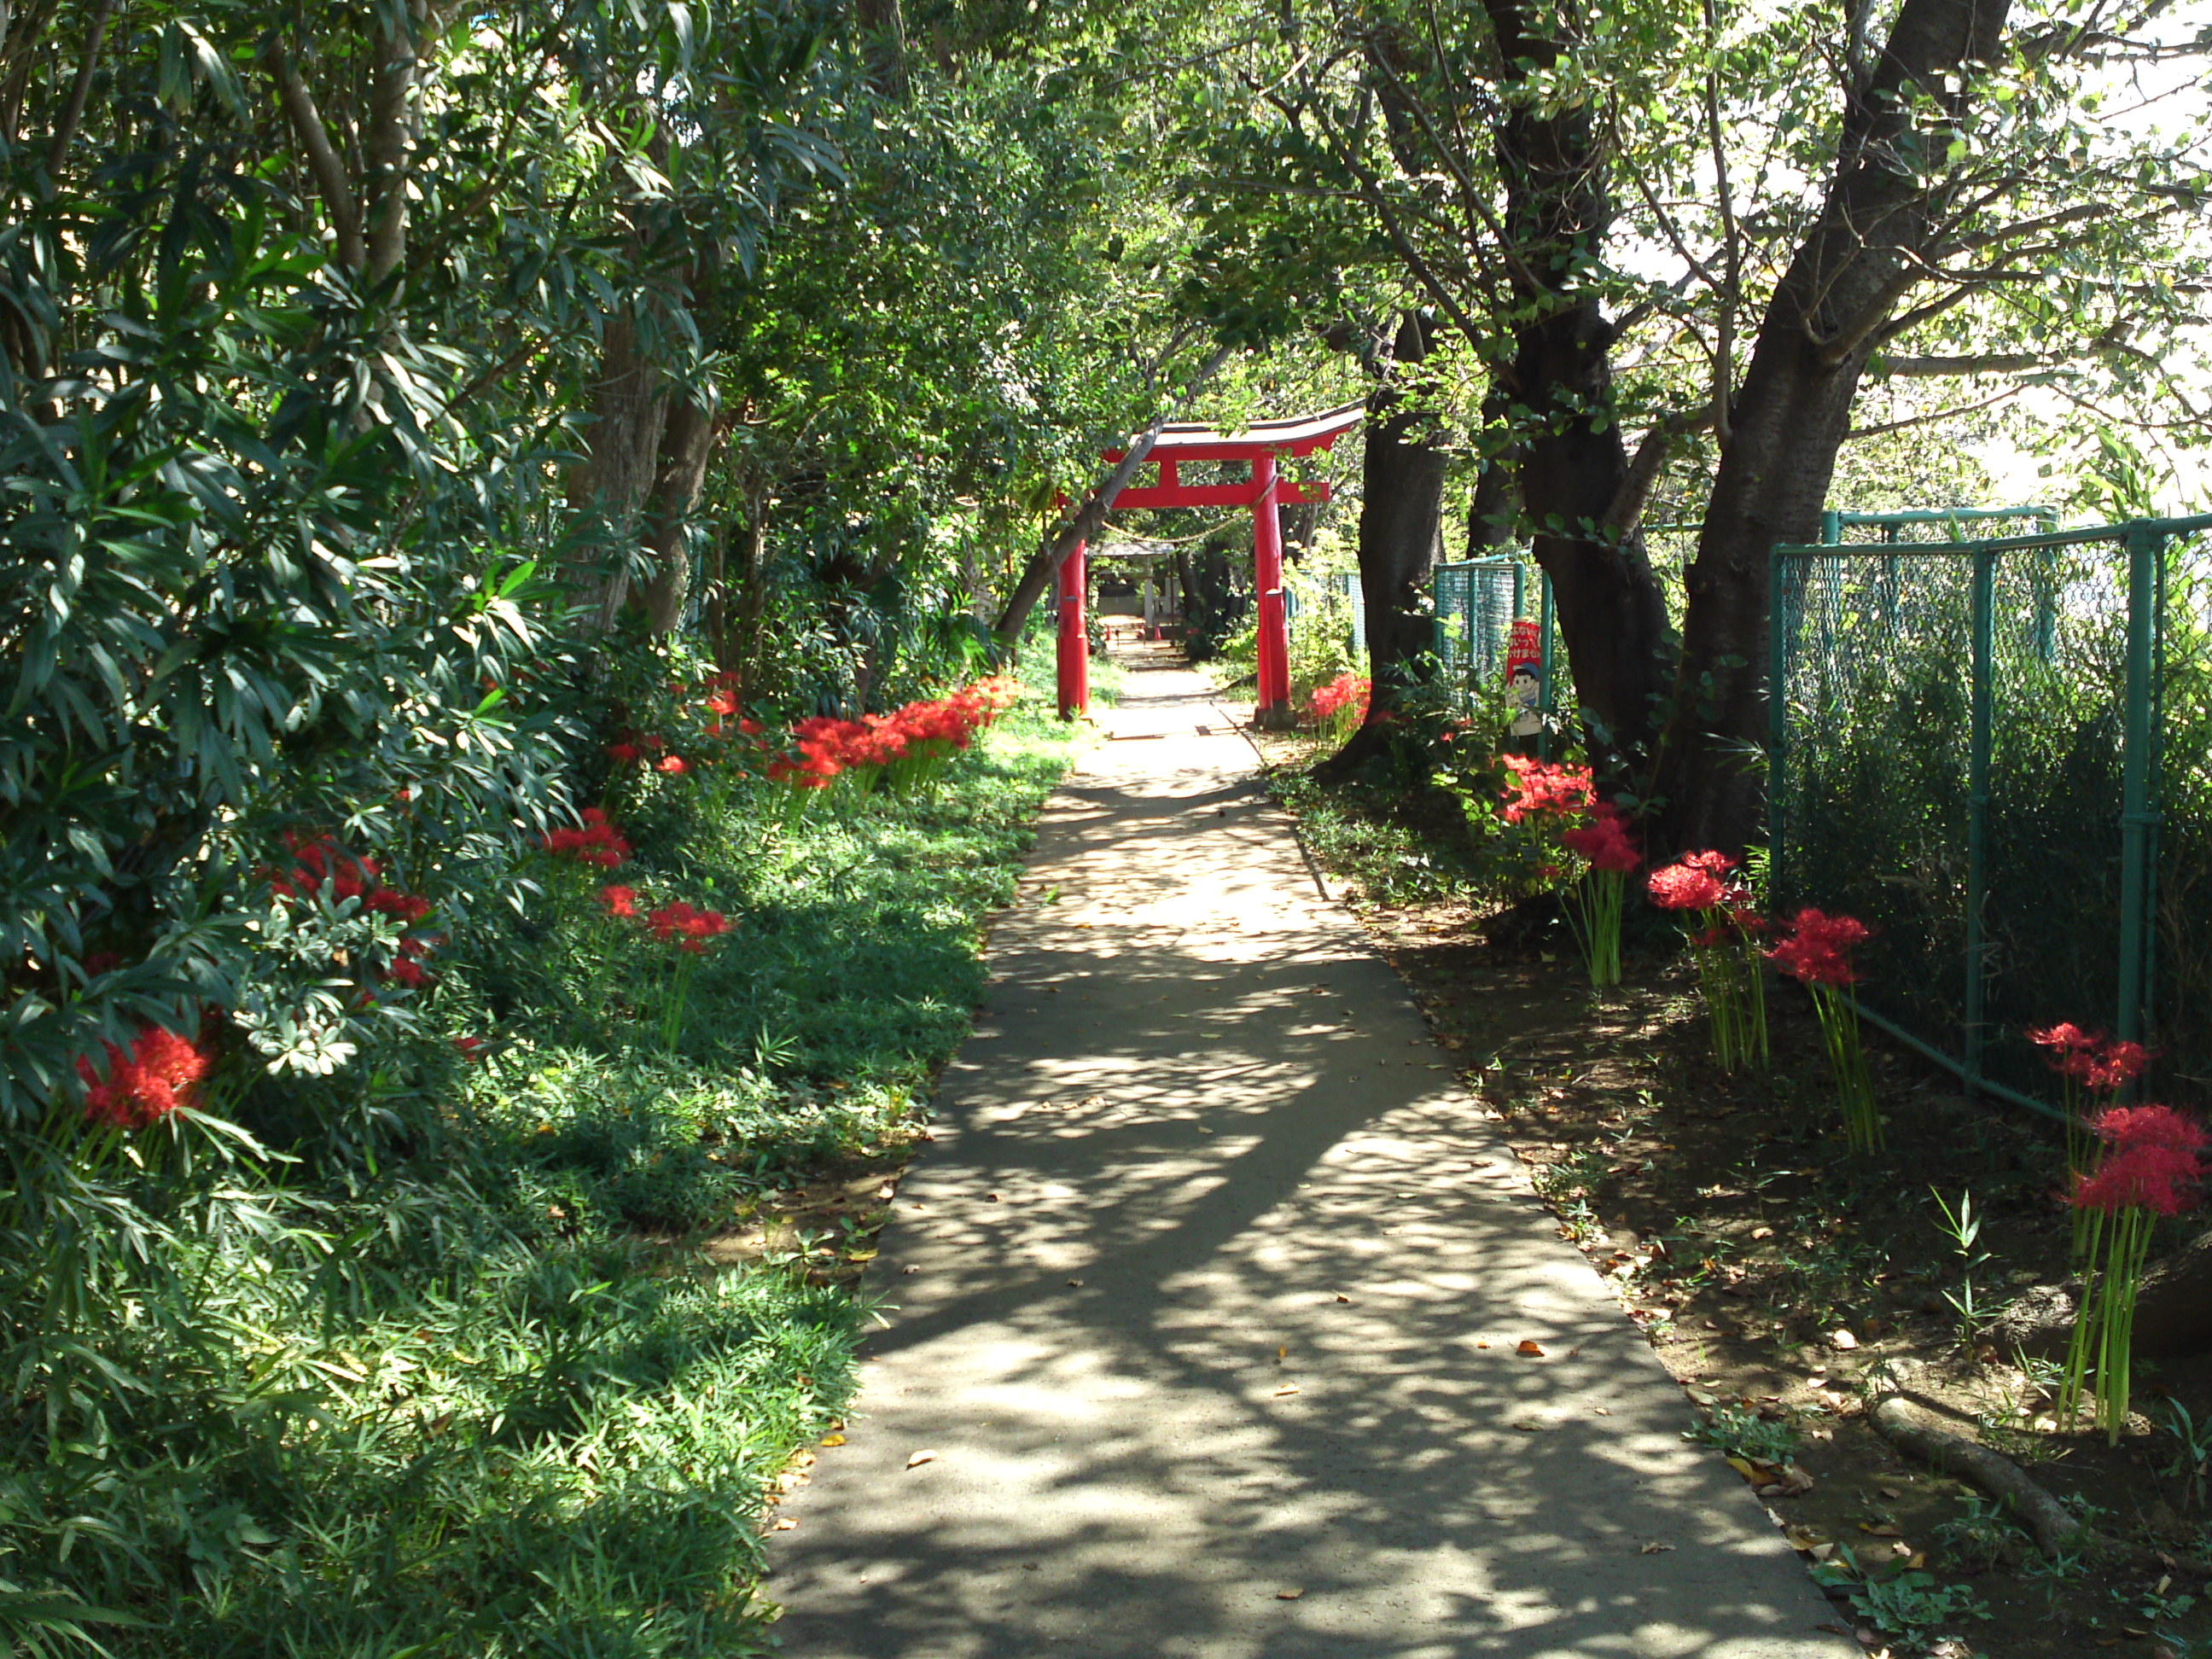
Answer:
[1603,403,1714,537]
[271,45,366,272]
[43,0,114,178]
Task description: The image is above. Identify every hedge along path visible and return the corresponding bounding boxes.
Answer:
[770,655,1856,1659]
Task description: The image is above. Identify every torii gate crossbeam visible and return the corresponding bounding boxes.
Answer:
[1057,403,1363,725]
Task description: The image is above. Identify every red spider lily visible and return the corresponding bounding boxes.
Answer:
[2093,1103,2209,1156]
[707,689,740,716]
[543,808,632,870]
[1559,806,1639,873]
[1683,849,1738,876]
[646,900,732,953]
[1307,672,1371,725]
[451,1035,486,1058]
[657,754,688,775]
[1765,907,1870,986]
[1647,859,1728,911]
[78,1023,215,1130]
[1499,755,1596,824]
[606,742,640,765]
[2071,1138,2203,1217]
[600,884,640,918]
[2029,1022,2098,1054]
[269,833,380,904]
[271,835,437,984]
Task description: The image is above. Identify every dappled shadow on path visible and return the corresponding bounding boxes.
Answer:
[770,675,1851,1659]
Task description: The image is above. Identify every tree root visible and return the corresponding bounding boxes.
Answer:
[1869,1394,2212,1577]
[1868,1395,2084,1558]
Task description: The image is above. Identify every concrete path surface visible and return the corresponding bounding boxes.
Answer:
[769,658,1856,1659]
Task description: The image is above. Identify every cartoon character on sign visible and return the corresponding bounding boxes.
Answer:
[1505,619,1544,752]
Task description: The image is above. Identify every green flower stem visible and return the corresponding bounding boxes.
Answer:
[1564,868,1627,988]
[1809,982,1881,1152]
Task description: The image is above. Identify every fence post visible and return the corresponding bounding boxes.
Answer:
[2117,524,2161,1048]
[1537,570,1557,762]
[1965,544,1996,1095]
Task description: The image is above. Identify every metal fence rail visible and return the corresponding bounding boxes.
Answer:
[1768,511,2212,1117]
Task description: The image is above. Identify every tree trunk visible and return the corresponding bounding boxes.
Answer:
[854,0,909,99]
[1315,313,1446,781]
[1484,0,1670,763]
[637,393,721,634]
[1654,0,2012,854]
[565,317,670,629]
[1989,1224,2212,1361]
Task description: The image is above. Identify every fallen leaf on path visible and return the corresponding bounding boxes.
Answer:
[1784,1526,1828,1551]
[1274,1383,1300,1396]
[1067,1278,1085,1287]
[1639,1542,1674,1555]
[1275,1588,1304,1600]
[1512,1419,1545,1432]
[1829,1328,1859,1350]
[1516,1340,1546,1357]
[771,1517,798,1531]
[1877,1484,1904,1499]
[1335,1295,1353,1304]
[1592,1406,1611,1417]
[901,1266,921,1276]
[820,1435,846,1447]
[1685,1385,1720,1406]
[1751,1226,1775,1239]
[905,1449,939,1469]
[1859,1522,1903,1537]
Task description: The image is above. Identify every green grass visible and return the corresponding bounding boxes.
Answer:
[0,694,1081,1658]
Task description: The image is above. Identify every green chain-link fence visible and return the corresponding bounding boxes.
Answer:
[1768,510,2212,1117]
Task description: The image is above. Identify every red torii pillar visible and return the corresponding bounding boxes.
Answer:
[1057,403,1361,725]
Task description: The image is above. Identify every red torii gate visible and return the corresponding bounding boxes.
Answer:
[1057,402,1364,725]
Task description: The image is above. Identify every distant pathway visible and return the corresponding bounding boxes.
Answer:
[769,655,1855,1659]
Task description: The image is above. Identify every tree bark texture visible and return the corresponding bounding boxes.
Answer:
[1315,314,1445,780]
[637,393,721,634]
[566,317,672,629]
[854,0,910,99]
[1483,0,1671,761]
[1656,0,2012,854]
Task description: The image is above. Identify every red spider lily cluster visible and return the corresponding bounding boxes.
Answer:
[1764,908,1870,987]
[2064,1102,2208,1441]
[2073,1104,2208,1216]
[1307,672,1370,730]
[1646,851,1767,1073]
[1499,755,1595,824]
[597,884,731,953]
[78,1023,215,1129]
[763,678,1019,795]
[645,900,733,953]
[2029,1023,2153,1093]
[541,807,632,869]
[1557,805,1639,873]
[1495,756,1636,986]
[1645,849,1746,915]
[269,833,439,988]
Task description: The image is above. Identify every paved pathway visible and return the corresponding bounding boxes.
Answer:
[770,659,1855,1659]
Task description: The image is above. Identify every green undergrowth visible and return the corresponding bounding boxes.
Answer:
[0,694,1082,1659]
